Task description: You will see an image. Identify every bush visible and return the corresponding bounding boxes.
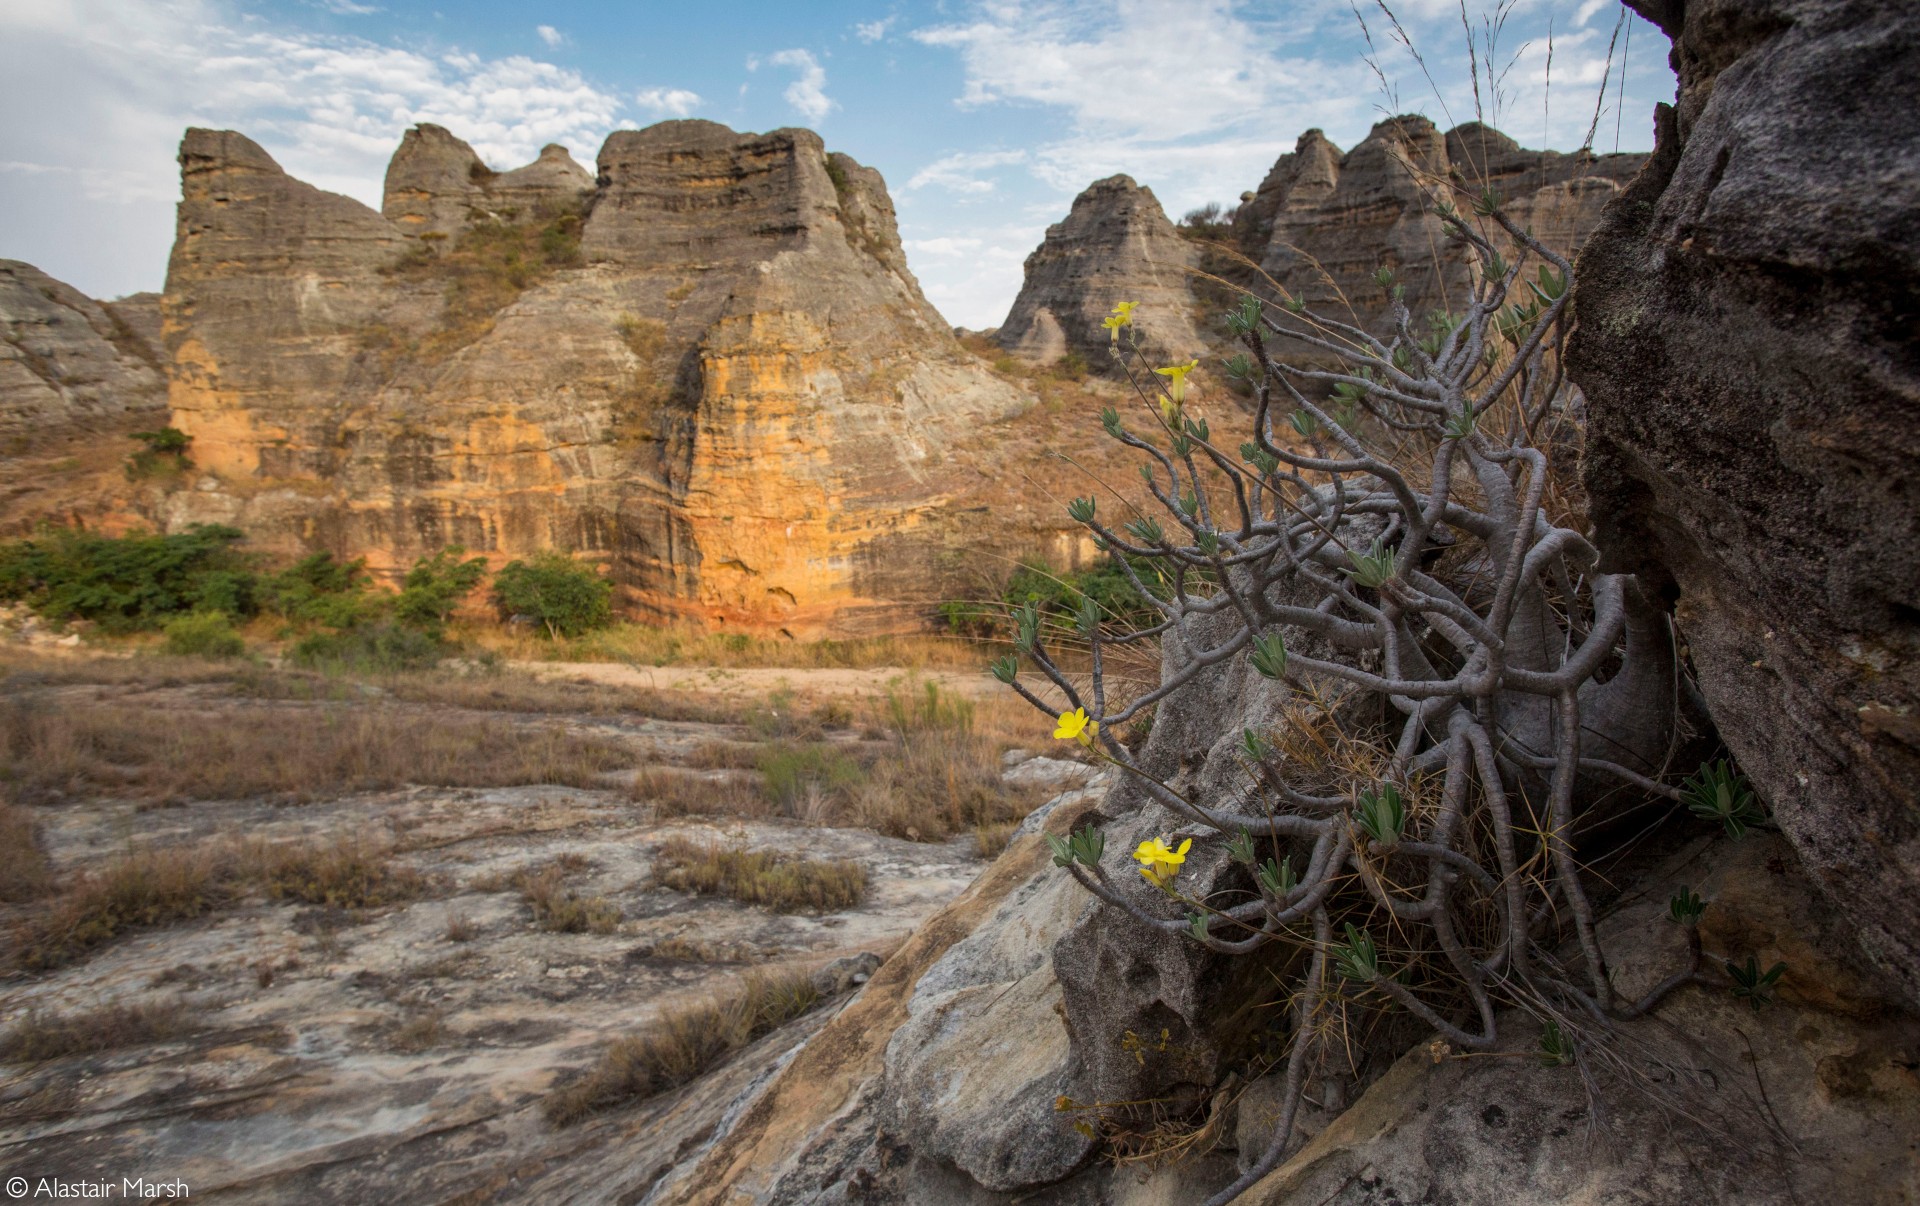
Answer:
[492,552,613,639]
[259,552,376,628]
[0,525,252,633]
[160,611,246,659]
[290,621,445,672]
[125,427,193,480]
[395,546,488,633]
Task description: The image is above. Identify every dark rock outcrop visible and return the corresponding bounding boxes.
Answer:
[1568,0,1920,1002]
[996,174,1203,367]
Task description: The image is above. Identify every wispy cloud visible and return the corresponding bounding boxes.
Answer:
[635,87,703,117]
[854,16,896,43]
[312,0,380,14]
[535,24,563,47]
[905,148,1027,194]
[0,0,626,297]
[762,48,835,125]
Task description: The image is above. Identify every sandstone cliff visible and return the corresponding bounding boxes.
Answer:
[995,175,1203,368]
[1570,0,1920,1004]
[160,121,1030,635]
[1,260,165,444]
[999,120,1644,374]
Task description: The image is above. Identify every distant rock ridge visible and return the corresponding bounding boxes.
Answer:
[382,123,594,242]
[158,121,1028,635]
[999,116,1646,371]
[0,259,166,442]
[995,174,1203,368]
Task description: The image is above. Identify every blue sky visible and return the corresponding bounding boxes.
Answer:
[0,0,1674,328]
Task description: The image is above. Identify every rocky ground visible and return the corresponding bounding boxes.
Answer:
[0,648,1095,1201]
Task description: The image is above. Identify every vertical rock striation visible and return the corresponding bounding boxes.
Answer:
[160,121,1027,634]
[996,175,1203,368]
[1569,0,1920,1002]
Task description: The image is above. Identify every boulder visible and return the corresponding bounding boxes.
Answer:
[1243,835,1920,1204]
[1567,0,1920,1003]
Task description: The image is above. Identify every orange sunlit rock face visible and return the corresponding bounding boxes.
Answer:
[157,122,1027,635]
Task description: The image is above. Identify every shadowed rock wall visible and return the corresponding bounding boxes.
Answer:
[1568,0,1920,1003]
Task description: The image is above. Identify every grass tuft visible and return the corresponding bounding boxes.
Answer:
[0,999,193,1063]
[543,969,821,1125]
[650,837,866,913]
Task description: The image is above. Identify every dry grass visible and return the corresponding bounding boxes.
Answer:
[631,767,764,820]
[444,908,478,943]
[1,696,634,804]
[543,968,821,1125]
[389,1009,446,1053]
[974,820,1020,860]
[518,864,621,934]
[368,672,744,725]
[0,789,51,902]
[650,837,867,913]
[0,998,194,1063]
[11,834,423,971]
[466,621,986,670]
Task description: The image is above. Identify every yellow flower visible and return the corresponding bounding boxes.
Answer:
[1133,835,1192,889]
[1154,359,1200,404]
[1102,300,1138,343]
[1053,707,1100,747]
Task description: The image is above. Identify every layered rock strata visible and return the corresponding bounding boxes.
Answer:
[999,120,1644,376]
[160,121,1028,634]
[995,175,1203,368]
[0,260,166,442]
[1569,0,1920,1003]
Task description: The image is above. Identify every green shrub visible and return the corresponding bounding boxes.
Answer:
[0,525,252,633]
[125,427,193,480]
[492,552,613,639]
[160,612,246,659]
[290,621,444,672]
[942,555,1166,638]
[259,552,377,627]
[395,546,488,633]
[758,742,866,811]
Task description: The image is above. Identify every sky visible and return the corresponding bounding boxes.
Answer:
[0,0,1675,330]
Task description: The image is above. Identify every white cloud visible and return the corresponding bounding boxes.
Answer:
[313,0,380,13]
[635,86,703,117]
[854,16,896,42]
[0,0,626,298]
[905,148,1027,194]
[536,24,563,47]
[902,235,983,257]
[764,48,836,125]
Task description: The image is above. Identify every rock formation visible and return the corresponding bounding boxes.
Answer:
[0,260,166,443]
[998,120,1645,377]
[159,121,1029,635]
[1568,0,1920,1005]
[995,175,1203,368]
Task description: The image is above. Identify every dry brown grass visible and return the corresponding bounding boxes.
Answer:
[11,834,423,971]
[543,968,821,1125]
[0,998,194,1063]
[0,789,51,902]
[973,820,1020,860]
[1,696,634,804]
[518,863,621,934]
[389,1008,447,1053]
[650,837,867,913]
[466,621,986,670]
[631,767,764,820]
